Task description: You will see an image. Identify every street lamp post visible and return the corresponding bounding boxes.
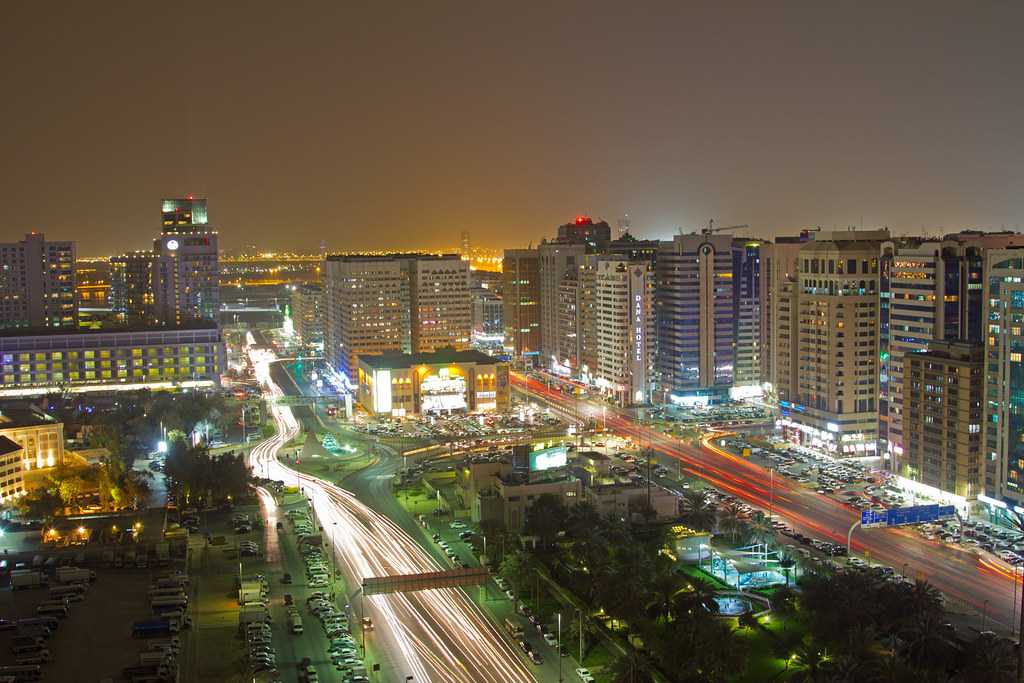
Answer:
[557,612,563,682]
[577,608,583,663]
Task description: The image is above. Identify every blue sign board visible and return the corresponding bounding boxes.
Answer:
[861,504,956,528]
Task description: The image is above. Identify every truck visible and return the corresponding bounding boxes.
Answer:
[138,651,174,667]
[151,597,188,609]
[297,534,323,548]
[238,605,270,628]
[155,543,170,566]
[11,571,44,590]
[289,612,303,634]
[132,618,179,638]
[55,567,95,584]
[238,579,267,605]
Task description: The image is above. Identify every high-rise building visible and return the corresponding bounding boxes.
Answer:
[501,249,541,363]
[732,239,764,391]
[903,341,983,500]
[110,251,156,324]
[0,233,76,330]
[763,234,810,393]
[161,196,209,230]
[594,259,656,405]
[656,233,735,403]
[291,283,324,347]
[556,216,612,251]
[555,255,599,376]
[539,241,586,362]
[114,198,219,328]
[322,254,470,383]
[982,246,1024,510]
[324,255,410,383]
[152,197,219,326]
[878,232,1024,470]
[776,229,889,456]
[409,255,471,353]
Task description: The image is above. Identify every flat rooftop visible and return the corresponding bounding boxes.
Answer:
[360,348,503,370]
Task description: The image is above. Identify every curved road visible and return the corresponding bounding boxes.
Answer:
[246,346,536,683]
[513,372,1022,633]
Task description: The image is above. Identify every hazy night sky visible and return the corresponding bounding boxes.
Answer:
[3,2,1024,255]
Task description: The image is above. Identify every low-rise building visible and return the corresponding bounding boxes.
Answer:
[586,482,679,521]
[356,349,509,417]
[0,324,225,395]
[0,436,25,505]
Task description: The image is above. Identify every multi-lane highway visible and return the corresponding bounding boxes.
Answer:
[247,345,536,683]
[513,372,1022,633]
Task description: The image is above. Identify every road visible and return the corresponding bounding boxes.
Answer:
[270,358,577,683]
[246,343,537,683]
[513,372,1023,634]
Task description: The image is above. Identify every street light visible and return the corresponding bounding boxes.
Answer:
[557,612,563,682]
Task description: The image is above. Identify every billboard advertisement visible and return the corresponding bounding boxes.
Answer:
[529,446,568,472]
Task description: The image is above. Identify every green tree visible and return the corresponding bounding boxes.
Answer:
[499,550,535,604]
[523,493,568,550]
[679,488,717,532]
[17,488,64,522]
[717,502,746,544]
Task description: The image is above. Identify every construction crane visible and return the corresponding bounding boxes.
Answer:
[701,219,749,236]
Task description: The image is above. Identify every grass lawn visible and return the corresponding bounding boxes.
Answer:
[288,450,374,484]
[584,642,618,681]
[732,612,807,682]
[676,563,733,591]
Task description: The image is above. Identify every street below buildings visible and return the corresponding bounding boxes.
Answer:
[513,372,1023,634]
[247,347,539,682]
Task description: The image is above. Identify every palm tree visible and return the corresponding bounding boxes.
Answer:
[900,610,952,669]
[679,489,717,531]
[957,633,1015,683]
[607,649,654,683]
[717,502,746,543]
[644,572,687,623]
[675,576,719,615]
[908,579,944,618]
[789,640,830,682]
[747,511,775,547]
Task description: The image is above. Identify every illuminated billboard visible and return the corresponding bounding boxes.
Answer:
[529,446,568,472]
[421,368,467,413]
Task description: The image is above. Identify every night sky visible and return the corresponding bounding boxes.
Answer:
[3,2,1024,255]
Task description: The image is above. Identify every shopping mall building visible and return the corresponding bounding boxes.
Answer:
[356,349,509,417]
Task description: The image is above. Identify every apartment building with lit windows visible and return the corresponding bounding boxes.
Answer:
[323,254,471,383]
[594,259,655,405]
[501,249,541,363]
[0,232,76,330]
[903,341,983,500]
[0,324,225,394]
[776,230,889,456]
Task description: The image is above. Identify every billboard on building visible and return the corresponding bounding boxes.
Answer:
[529,446,568,472]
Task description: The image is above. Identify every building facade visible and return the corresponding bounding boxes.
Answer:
[776,230,888,456]
[322,254,471,383]
[539,241,586,363]
[291,283,324,347]
[110,251,156,324]
[356,349,510,417]
[0,232,76,330]
[0,325,225,394]
[409,255,471,353]
[656,233,735,403]
[903,341,983,500]
[501,249,541,363]
[732,239,764,391]
[982,247,1024,509]
[594,259,656,405]
[323,255,410,383]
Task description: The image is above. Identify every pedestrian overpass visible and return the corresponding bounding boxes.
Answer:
[362,567,489,596]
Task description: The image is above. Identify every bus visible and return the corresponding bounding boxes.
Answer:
[504,618,524,638]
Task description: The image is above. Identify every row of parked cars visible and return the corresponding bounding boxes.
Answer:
[304,591,368,680]
[127,570,191,682]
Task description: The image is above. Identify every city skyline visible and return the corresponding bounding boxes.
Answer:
[5,3,1024,254]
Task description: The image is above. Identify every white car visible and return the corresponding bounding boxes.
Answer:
[576,668,595,682]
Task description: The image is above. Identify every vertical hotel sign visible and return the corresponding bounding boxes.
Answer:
[629,266,648,401]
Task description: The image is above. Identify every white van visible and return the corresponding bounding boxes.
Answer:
[289,612,303,634]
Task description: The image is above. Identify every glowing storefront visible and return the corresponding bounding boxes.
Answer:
[357,349,509,417]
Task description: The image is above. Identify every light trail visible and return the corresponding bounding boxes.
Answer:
[247,346,535,683]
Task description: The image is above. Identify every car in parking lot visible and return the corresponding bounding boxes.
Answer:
[576,668,596,682]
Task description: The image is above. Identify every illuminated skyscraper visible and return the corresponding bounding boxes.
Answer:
[0,232,76,330]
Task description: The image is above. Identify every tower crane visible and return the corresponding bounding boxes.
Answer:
[701,219,749,235]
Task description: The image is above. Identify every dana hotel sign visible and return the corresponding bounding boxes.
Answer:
[630,266,648,401]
